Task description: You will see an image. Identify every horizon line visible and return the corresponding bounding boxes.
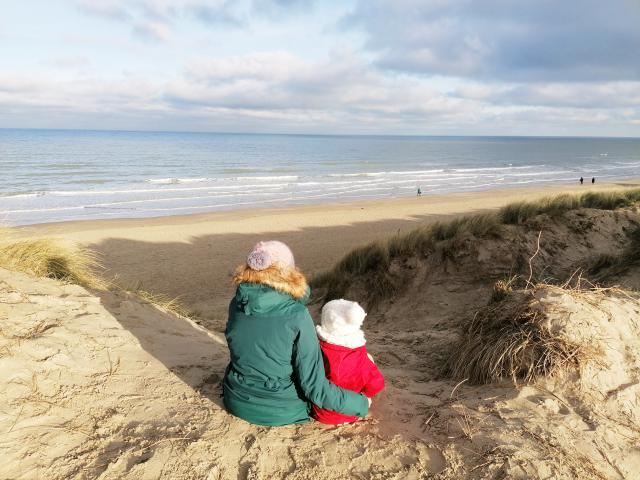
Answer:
[0,127,638,140]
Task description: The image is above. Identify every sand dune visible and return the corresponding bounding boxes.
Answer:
[3,265,639,478]
[3,185,640,479]
[0,268,446,479]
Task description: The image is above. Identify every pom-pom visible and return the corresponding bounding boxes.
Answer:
[247,249,272,271]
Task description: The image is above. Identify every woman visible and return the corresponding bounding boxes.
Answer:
[223,240,370,426]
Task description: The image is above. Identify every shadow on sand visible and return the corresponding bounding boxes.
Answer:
[97,288,229,409]
[88,208,494,330]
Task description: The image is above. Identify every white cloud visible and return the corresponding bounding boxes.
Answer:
[132,21,172,41]
[186,52,305,82]
[4,49,637,135]
[74,0,245,42]
[454,81,640,109]
[73,0,316,41]
[46,56,92,69]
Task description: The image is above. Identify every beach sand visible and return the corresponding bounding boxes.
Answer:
[21,179,640,330]
[4,180,640,479]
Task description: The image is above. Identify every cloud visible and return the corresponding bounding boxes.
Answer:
[185,52,307,82]
[0,52,479,133]
[46,56,92,69]
[76,0,131,21]
[132,20,172,41]
[74,0,318,40]
[74,0,245,41]
[454,81,640,109]
[2,50,639,135]
[188,3,245,26]
[171,50,456,115]
[251,0,315,17]
[345,0,640,82]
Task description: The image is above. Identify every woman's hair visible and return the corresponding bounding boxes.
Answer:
[233,263,308,299]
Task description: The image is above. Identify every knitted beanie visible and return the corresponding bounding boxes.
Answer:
[246,240,295,271]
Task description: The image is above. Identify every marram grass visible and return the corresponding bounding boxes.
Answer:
[0,228,106,290]
[444,285,595,384]
[499,189,640,224]
[0,229,195,320]
[132,288,193,318]
[312,188,640,300]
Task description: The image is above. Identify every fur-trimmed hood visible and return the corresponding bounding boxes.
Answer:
[233,264,308,300]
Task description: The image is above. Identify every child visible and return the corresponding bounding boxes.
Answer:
[312,299,385,425]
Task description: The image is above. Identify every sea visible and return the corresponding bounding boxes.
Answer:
[1,129,639,226]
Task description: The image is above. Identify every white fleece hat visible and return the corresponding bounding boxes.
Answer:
[319,299,367,336]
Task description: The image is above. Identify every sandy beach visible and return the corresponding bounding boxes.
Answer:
[4,181,640,479]
[20,179,640,330]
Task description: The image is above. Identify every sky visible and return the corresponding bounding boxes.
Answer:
[0,0,639,136]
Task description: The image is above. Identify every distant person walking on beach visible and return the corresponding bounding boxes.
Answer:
[417,187,422,196]
[580,177,584,185]
[592,177,596,184]
[222,241,370,426]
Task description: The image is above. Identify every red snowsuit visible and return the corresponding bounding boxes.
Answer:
[312,340,385,424]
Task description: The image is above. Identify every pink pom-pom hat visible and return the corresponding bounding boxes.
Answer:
[246,240,295,271]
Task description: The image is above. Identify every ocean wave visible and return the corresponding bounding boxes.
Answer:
[327,172,387,178]
[0,191,47,199]
[449,165,540,173]
[599,164,640,170]
[145,175,299,185]
[146,177,208,185]
[1,206,86,214]
[147,178,179,185]
[325,166,542,179]
[222,167,256,173]
[231,175,299,182]
[46,183,290,197]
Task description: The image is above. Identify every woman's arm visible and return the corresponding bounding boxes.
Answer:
[292,312,369,417]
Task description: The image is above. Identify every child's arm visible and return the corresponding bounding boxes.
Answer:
[361,356,385,398]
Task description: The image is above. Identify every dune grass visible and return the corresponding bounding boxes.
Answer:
[131,288,193,318]
[312,189,640,300]
[588,224,640,279]
[0,228,196,321]
[0,227,199,321]
[0,228,106,290]
[500,189,640,224]
[444,286,598,384]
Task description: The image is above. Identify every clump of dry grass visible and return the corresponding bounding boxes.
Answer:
[0,228,195,321]
[133,289,192,318]
[445,286,597,385]
[0,228,106,290]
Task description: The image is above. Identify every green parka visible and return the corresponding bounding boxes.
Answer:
[223,282,369,426]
